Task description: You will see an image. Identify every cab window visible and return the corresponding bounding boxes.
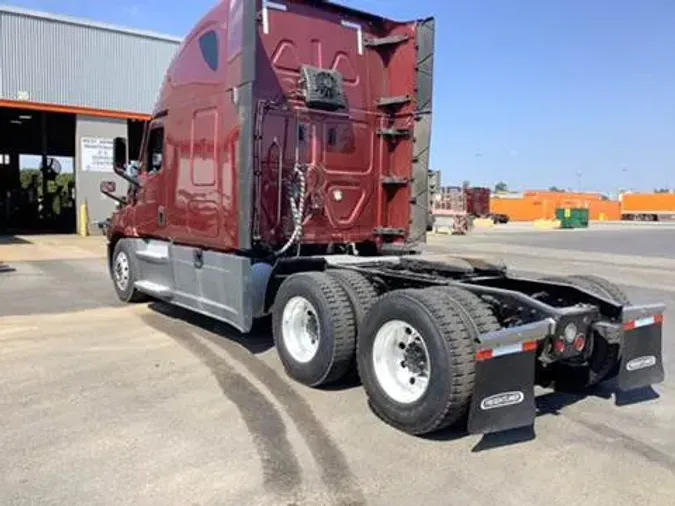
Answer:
[146,126,165,174]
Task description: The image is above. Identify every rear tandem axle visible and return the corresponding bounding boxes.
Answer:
[268,254,665,436]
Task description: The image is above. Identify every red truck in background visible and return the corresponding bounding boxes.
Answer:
[465,186,490,218]
[100,0,665,438]
[465,186,509,223]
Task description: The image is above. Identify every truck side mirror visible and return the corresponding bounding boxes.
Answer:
[113,137,128,172]
[100,179,126,205]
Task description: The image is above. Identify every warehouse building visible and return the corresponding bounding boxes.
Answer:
[0,5,181,234]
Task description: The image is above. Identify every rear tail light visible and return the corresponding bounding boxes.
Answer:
[553,340,566,354]
[573,334,586,351]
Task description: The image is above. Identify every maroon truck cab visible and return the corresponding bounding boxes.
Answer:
[104,0,435,332]
[108,0,434,257]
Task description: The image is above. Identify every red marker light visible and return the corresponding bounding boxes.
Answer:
[476,349,493,362]
[573,334,586,352]
[522,341,538,353]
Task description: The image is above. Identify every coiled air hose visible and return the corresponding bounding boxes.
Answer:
[273,163,307,256]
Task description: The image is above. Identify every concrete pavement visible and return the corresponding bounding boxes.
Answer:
[1,228,674,506]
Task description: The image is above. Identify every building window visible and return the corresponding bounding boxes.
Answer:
[199,30,219,71]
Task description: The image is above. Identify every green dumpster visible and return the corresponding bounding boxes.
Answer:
[555,208,589,229]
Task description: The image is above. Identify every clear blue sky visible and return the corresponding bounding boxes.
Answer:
[11,0,675,193]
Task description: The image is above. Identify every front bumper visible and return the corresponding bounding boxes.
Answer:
[467,303,665,435]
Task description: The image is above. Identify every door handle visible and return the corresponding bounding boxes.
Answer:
[158,206,165,226]
[193,249,203,269]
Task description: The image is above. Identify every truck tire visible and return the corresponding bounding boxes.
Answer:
[326,269,380,380]
[326,269,379,327]
[430,286,501,336]
[357,288,475,435]
[541,274,630,389]
[110,239,147,303]
[566,274,630,305]
[272,271,357,387]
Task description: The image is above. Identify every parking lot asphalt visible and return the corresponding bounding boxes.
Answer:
[0,258,120,317]
[1,226,674,506]
[439,221,675,259]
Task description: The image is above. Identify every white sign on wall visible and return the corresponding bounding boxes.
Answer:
[81,137,114,173]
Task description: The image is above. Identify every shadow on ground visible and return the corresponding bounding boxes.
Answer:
[537,381,660,413]
[403,380,659,452]
[0,262,16,273]
[147,301,275,355]
[143,301,661,454]
[0,235,32,245]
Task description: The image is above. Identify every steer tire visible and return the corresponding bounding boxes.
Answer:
[272,271,357,387]
[357,288,475,436]
[542,274,630,389]
[111,239,148,303]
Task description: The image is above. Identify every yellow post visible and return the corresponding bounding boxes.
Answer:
[78,200,89,237]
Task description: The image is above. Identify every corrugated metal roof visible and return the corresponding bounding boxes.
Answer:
[0,5,182,114]
[0,4,182,42]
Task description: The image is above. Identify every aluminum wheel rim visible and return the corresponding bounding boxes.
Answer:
[372,320,431,404]
[114,251,130,291]
[281,296,320,363]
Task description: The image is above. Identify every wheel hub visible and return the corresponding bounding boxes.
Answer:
[403,342,427,375]
[281,296,321,363]
[372,320,431,404]
[114,252,130,291]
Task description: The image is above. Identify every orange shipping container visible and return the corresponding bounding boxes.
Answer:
[490,198,552,221]
[532,195,621,221]
[524,191,604,201]
[621,193,675,214]
[491,195,621,221]
[588,200,621,220]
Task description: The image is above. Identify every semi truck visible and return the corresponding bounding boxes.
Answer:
[101,0,665,437]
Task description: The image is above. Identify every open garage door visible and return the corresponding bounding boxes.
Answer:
[0,107,76,234]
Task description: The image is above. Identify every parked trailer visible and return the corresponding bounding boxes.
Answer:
[621,193,675,221]
[464,186,508,223]
[101,0,665,437]
[431,186,472,234]
[465,186,490,218]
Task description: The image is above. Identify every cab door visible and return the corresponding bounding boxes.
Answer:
[134,120,168,237]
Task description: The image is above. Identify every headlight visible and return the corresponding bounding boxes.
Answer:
[563,323,577,343]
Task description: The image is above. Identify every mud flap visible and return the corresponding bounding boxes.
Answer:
[617,310,665,391]
[468,350,537,434]
[467,319,553,435]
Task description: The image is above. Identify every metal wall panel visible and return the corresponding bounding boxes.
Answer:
[75,114,127,234]
[0,7,181,114]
